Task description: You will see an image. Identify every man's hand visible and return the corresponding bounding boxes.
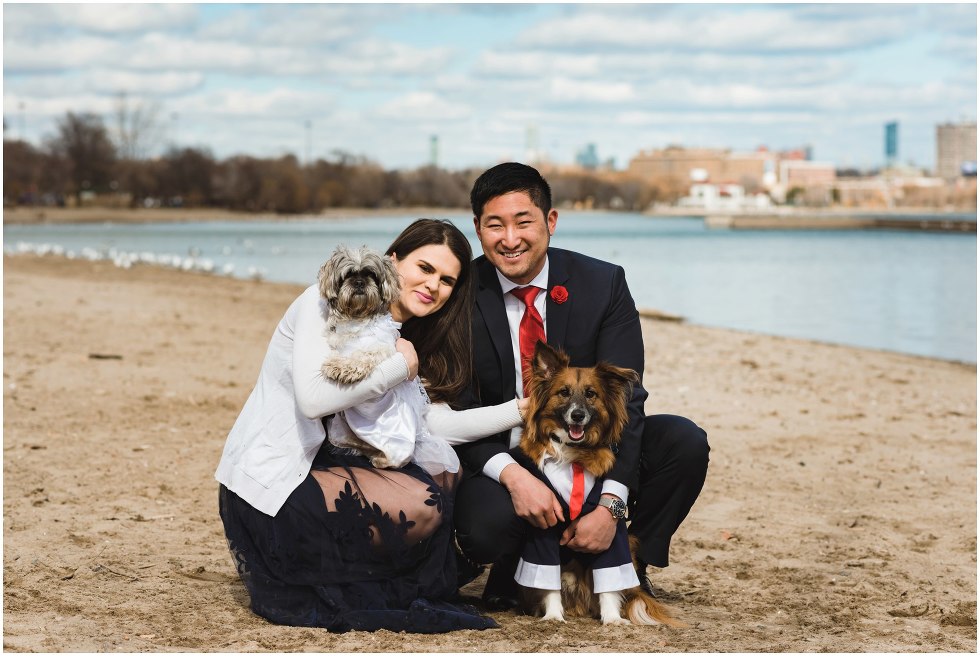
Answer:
[499,463,564,529]
[560,496,619,553]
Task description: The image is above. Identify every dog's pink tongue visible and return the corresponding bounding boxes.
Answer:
[570,425,585,440]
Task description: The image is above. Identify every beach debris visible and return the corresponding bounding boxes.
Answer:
[92,563,139,581]
[88,353,123,360]
[637,307,684,322]
[887,603,931,618]
[131,514,175,522]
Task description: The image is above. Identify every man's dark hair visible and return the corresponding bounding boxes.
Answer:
[470,162,552,219]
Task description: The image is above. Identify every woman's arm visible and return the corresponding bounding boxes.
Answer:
[424,399,524,446]
[291,290,410,419]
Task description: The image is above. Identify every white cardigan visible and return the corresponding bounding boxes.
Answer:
[215,285,522,516]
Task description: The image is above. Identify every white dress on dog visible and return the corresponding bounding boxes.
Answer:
[326,314,460,475]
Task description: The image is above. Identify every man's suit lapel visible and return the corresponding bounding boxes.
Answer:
[546,248,571,349]
[474,257,516,398]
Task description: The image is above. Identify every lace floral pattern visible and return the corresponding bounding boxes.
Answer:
[218,447,495,633]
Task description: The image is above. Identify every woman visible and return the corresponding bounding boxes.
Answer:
[215,219,526,633]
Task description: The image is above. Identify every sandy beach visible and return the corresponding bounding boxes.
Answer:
[2,253,976,652]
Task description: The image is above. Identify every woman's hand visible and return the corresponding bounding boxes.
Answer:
[395,338,419,380]
[517,397,530,420]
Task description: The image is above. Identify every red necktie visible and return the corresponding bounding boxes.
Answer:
[510,286,545,394]
[569,463,585,520]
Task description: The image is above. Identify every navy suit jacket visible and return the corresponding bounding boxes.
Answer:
[456,247,649,493]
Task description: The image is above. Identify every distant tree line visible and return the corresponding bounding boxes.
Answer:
[4,110,676,214]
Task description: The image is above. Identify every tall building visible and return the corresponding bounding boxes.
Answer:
[885,121,898,167]
[628,145,773,189]
[524,125,540,163]
[575,143,599,170]
[429,135,439,167]
[936,121,977,179]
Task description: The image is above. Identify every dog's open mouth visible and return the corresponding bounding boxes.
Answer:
[567,423,586,441]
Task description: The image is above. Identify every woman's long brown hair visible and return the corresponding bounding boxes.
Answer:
[386,219,474,408]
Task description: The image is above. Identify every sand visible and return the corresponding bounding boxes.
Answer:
[2,254,976,652]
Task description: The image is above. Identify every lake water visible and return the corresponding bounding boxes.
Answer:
[4,212,976,363]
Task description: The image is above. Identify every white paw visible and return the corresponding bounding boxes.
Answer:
[540,612,566,623]
[601,615,630,626]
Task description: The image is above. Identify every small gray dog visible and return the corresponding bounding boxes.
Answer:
[318,244,401,385]
[318,244,418,469]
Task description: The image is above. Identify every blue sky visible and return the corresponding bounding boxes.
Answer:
[3,3,976,172]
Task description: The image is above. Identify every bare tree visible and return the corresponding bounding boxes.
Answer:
[114,91,163,161]
[46,112,117,199]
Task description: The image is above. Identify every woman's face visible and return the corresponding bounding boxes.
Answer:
[389,243,462,322]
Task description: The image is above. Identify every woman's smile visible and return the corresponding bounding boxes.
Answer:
[389,243,461,322]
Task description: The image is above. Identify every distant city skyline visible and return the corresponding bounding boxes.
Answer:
[3,3,977,171]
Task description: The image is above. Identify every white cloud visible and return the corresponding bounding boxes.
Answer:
[176,87,338,120]
[86,70,205,96]
[3,34,124,72]
[3,69,203,99]
[372,92,472,123]
[475,51,603,78]
[3,3,197,34]
[531,6,913,53]
[548,77,635,104]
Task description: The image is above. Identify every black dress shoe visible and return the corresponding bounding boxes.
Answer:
[481,554,520,610]
[455,540,486,589]
[636,558,657,596]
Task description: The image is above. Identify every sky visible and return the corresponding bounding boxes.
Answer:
[2,2,977,172]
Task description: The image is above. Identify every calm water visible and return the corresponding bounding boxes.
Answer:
[4,212,976,363]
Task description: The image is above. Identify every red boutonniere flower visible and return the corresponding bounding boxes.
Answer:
[550,285,569,304]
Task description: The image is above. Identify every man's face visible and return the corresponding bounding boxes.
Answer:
[473,191,558,285]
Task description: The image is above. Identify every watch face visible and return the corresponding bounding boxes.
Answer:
[601,498,627,519]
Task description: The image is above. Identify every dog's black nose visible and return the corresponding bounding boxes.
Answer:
[570,408,586,423]
[352,277,366,290]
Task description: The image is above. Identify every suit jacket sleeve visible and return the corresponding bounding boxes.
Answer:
[596,266,648,492]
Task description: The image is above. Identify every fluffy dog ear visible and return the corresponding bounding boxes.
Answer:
[318,246,352,307]
[595,362,640,431]
[377,251,401,305]
[531,341,568,381]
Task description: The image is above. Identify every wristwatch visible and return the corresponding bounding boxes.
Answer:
[597,496,627,520]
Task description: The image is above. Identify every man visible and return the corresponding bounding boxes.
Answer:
[454,162,709,609]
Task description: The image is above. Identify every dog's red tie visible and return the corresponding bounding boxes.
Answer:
[510,286,546,394]
[569,463,585,520]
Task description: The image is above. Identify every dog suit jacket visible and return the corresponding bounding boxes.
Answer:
[511,449,640,593]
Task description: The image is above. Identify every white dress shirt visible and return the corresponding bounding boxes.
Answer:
[481,259,629,504]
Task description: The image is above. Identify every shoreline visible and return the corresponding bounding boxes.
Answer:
[2,253,975,652]
[5,251,975,366]
[5,204,976,228]
[2,205,471,225]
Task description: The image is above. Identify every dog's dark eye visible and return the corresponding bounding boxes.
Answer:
[558,387,571,398]
[585,388,597,400]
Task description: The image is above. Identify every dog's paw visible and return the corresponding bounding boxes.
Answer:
[321,359,369,384]
[540,612,566,623]
[600,615,630,626]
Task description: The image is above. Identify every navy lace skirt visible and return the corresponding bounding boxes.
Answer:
[218,446,496,633]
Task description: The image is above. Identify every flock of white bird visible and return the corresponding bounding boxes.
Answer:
[5,241,269,280]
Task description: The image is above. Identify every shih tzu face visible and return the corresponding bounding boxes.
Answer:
[318,245,400,320]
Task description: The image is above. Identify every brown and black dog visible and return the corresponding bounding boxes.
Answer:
[518,340,684,626]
